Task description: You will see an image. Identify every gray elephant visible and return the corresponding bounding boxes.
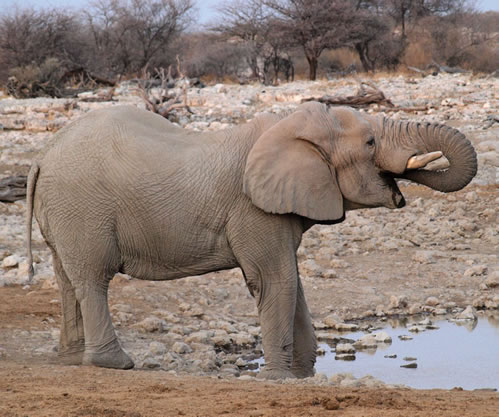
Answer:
[26,102,476,379]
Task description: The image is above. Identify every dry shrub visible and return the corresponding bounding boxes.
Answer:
[7,57,65,98]
[320,48,360,73]
[402,41,433,68]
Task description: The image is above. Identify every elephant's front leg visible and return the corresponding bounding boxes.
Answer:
[255,273,298,380]
[291,277,316,378]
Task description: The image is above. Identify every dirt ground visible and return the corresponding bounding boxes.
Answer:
[1,328,498,417]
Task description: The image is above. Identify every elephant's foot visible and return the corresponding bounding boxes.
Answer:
[82,339,134,370]
[257,368,296,380]
[291,366,315,379]
[58,340,85,365]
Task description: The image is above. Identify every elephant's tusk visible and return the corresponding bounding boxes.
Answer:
[406,151,449,171]
[422,155,450,171]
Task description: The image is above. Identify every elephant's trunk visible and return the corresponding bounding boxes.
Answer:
[375,118,477,192]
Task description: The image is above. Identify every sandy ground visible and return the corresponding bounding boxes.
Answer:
[1,360,499,417]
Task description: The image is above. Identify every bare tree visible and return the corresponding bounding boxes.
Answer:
[0,7,87,82]
[263,0,359,80]
[384,0,468,38]
[214,0,273,80]
[85,0,194,76]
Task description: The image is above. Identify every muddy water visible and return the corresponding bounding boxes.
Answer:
[317,316,499,390]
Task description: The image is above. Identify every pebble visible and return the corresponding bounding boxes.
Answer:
[425,297,440,306]
[134,317,168,333]
[1,254,19,268]
[485,271,499,288]
[455,306,477,321]
[464,265,488,277]
[335,343,356,354]
[401,363,418,369]
[172,342,192,354]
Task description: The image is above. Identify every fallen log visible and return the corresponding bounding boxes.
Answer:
[302,81,394,108]
[0,176,27,202]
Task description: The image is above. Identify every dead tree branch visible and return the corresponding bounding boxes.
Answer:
[302,81,394,108]
[0,176,27,202]
[137,57,193,119]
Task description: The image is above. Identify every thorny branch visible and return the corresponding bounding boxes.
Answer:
[137,56,193,119]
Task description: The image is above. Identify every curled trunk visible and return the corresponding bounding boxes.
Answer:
[376,119,477,192]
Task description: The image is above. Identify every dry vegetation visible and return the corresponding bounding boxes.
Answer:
[0,0,497,98]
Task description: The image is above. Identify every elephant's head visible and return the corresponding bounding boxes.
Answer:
[243,101,477,221]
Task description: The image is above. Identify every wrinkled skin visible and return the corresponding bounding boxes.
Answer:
[26,102,477,379]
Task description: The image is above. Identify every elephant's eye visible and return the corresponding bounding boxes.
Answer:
[367,137,375,147]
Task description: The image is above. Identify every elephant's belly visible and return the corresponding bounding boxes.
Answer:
[119,248,239,281]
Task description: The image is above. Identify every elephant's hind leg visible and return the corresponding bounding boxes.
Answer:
[59,250,134,370]
[52,251,85,365]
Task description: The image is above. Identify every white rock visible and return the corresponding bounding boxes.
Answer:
[143,357,161,369]
[323,314,341,329]
[389,295,408,309]
[2,255,19,268]
[464,265,488,277]
[149,341,167,355]
[485,271,499,288]
[336,343,356,354]
[374,332,392,343]
[425,296,440,306]
[185,330,214,344]
[134,317,168,333]
[412,251,435,264]
[172,342,192,354]
[233,333,254,345]
[353,334,378,349]
[455,305,477,321]
[334,323,359,332]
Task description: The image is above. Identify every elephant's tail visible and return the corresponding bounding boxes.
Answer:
[26,162,40,282]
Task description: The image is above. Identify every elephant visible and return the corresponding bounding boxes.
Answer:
[26,102,477,379]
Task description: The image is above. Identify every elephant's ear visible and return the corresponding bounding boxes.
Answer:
[243,102,343,221]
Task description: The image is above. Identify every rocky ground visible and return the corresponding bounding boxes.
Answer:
[0,73,498,416]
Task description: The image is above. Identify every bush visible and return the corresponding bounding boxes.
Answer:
[7,58,65,98]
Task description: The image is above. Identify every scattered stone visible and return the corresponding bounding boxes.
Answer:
[464,265,488,277]
[408,303,422,314]
[334,323,360,332]
[142,357,161,369]
[398,335,413,341]
[335,353,356,361]
[412,251,435,264]
[335,343,356,354]
[408,325,426,333]
[149,341,167,356]
[485,271,499,288]
[425,296,440,306]
[1,255,19,268]
[389,295,408,309]
[401,362,418,369]
[455,305,477,321]
[134,317,168,333]
[322,398,340,410]
[172,342,192,354]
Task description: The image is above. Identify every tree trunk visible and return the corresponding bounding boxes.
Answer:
[355,43,374,72]
[306,55,318,81]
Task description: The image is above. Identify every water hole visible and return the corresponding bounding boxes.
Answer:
[255,314,499,390]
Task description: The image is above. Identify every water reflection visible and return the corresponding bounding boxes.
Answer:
[315,314,499,390]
